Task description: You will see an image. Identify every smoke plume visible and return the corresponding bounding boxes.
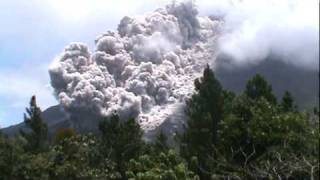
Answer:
[49,2,221,132]
[49,0,318,135]
[196,0,319,69]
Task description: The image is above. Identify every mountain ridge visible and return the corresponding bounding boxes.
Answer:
[2,58,318,139]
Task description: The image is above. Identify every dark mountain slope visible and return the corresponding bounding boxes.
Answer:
[215,56,319,109]
[2,105,68,137]
[3,56,318,137]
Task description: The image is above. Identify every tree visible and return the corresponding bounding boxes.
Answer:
[153,131,169,154]
[49,134,120,179]
[99,113,144,179]
[126,150,199,180]
[0,136,23,179]
[280,91,296,112]
[194,65,224,145]
[53,128,77,145]
[180,65,224,179]
[20,96,48,153]
[245,74,277,104]
[219,95,319,161]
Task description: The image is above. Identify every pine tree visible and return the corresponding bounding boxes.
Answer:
[281,91,296,112]
[189,65,224,145]
[181,65,224,178]
[99,113,143,179]
[20,96,48,153]
[245,74,277,104]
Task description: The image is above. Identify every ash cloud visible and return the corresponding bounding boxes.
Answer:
[49,0,318,135]
[49,1,221,132]
[197,0,319,70]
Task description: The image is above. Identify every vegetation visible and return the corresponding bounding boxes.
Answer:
[53,128,76,145]
[0,66,318,179]
[19,96,48,153]
[180,65,224,179]
[99,114,144,179]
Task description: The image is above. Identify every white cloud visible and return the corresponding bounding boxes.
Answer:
[0,65,57,110]
[0,63,58,126]
[44,0,173,23]
[195,0,319,69]
[0,0,174,128]
[0,0,318,129]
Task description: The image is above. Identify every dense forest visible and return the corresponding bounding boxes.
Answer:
[0,66,319,179]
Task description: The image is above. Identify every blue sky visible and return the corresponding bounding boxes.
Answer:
[0,0,172,128]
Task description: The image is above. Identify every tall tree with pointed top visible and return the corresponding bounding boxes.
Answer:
[181,65,224,178]
[99,113,143,179]
[281,91,296,112]
[20,96,48,153]
[245,74,277,104]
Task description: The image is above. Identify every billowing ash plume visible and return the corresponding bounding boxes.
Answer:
[196,0,319,70]
[49,2,222,132]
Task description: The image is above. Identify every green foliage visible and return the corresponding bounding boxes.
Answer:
[180,65,225,179]
[0,136,24,179]
[0,135,51,180]
[0,134,120,180]
[281,91,296,112]
[0,72,318,180]
[49,134,120,179]
[250,100,309,153]
[16,152,52,180]
[181,65,223,154]
[220,96,319,158]
[217,94,319,178]
[192,65,224,144]
[53,128,76,145]
[245,74,277,104]
[99,113,144,179]
[20,96,48,153]
[221,90,236,114]
[126,150,199,180]
[153,131,169,154]
[246,150,319,179]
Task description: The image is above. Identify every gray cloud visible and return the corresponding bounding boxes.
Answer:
[49,1,220,132]
[49,0,318,135]
[196,0,319,69]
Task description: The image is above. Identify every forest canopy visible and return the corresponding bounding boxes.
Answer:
[0,66,318,179]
